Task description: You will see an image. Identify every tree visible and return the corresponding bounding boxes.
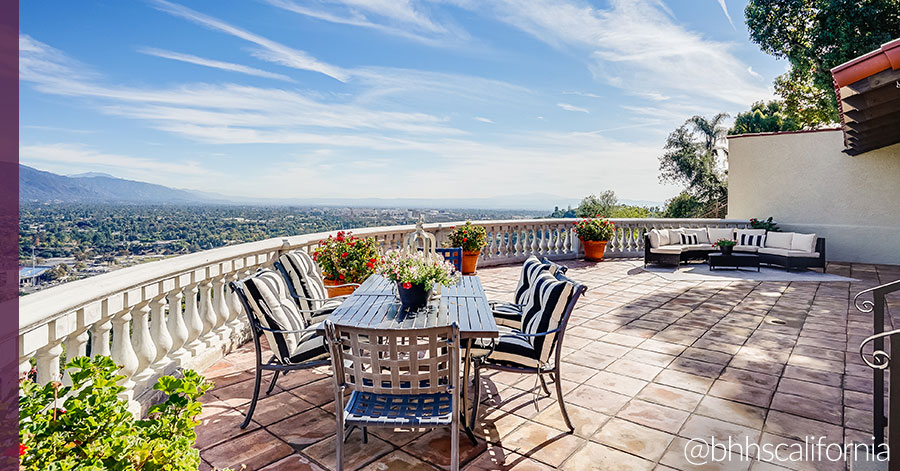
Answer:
[729,100,802,135]
[664,193,705,218]
[659,115,728,204]
[575,191,618,218]
[745,0,900,124]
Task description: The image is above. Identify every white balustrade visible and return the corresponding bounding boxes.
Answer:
[18,217,748,411]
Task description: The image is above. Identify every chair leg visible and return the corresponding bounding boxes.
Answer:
[362,427,368,444]
[241,365,263,429]
[554,367,574,433]
[469,362,482,431]
[450,417,460,471]
[266,370,280,395]
[335,417,344,471]
[538,373,551,396]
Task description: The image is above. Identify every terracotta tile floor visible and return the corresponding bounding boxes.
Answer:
[195,259,900,471]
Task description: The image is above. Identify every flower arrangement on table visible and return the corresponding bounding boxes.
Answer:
[313,231,380,295]
[378,250,458,311]
[447,221,488,274]
[713,238,737,254]
[573,216,615,261]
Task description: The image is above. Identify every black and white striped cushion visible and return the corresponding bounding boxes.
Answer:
[739,233,764,246]
[520,273,575,364]
[492,303,524,328]
[513,256,556,306]
[471,331,540,368]
[279,251,330,318]
[288,329,328,364]
[242,270,318,364]
[680,233,699,245]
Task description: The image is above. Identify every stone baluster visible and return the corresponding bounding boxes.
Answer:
[61,324,89,386]
[183,280,204,354]
[36,338,63,385]
[198,276,218,343]
[166,288,189,365]
[110,308,139,391]
[486,227,496,261]
[530,227,538,256]
[148,291,173,373]
[212,270,230,339]
[91,318,112,357]
[131,301,157,383]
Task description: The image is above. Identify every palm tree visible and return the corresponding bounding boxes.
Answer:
[688,112,730,156]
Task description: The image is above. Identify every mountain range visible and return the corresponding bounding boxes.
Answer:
[18,164,662,210]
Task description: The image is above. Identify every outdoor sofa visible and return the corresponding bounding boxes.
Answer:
[644,227,826,272]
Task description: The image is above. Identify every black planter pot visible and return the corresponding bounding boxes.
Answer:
[397,282,432,312]
[720,246,734,255]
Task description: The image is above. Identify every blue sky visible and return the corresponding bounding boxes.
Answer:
[20,0,785,204]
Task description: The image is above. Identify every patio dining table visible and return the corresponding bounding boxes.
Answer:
[317,274,500,444]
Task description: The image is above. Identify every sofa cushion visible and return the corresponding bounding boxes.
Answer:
[736,229,766,247]
[734,245,759,253]
[667,228,685,244]
[650,245,682,254]
[657,229,671,246]
[759,247,820,258]
[648,229,662,248]
[791,233,817,253]
[765,232,793,250]
[708,228,735,244]
[686,228,710,244]
[683,244,715,251]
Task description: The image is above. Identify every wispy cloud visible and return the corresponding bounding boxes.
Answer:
[263,0,467,46]
[20,143,208,176]
[716,0,736,29]
[139,47,295,82]
[473,116,494,123]
[563,90,602,98]
[467,0,770,106]
[557,102,589,113]
[150,0,348,81]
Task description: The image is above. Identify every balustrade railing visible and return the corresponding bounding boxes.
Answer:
[858,279,900,469]
[19,217,749,412]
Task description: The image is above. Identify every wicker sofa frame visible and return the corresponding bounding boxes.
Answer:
[643,233,827,272]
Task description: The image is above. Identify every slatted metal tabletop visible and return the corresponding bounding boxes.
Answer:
[318,275,499,339]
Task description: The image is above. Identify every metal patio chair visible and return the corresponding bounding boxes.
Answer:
[230,269,331,428]
[275,250,359,327]
[323,321,461,471]
[489,256,566,328]
[470,270,587,432]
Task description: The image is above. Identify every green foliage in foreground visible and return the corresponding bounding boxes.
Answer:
[19,356,212,471]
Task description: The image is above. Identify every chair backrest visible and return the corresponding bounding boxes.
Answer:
[541,257,568,274]
[514,256,558,306]
[405,215,441,263]
[277,250,329,315]
[324,322,460,396]
[520,271,586,364]
[421,247,462,272]
[231,269,307,364]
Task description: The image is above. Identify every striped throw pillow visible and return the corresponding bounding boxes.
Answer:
[680,233,699,245]
[739,233,765,246]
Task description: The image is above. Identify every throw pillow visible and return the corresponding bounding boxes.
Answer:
[680,233,699,245]
[658,229,670,246]
[791,233,817,253]
[765,231,794,250]
[686,228,710,244]
[648,229,661,248]
[708,228,735,243]
[668,228,685,244]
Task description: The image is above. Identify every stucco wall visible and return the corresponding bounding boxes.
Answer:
[727,129,900,265]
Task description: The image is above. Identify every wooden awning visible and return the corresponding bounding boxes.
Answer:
[831,38,900,156]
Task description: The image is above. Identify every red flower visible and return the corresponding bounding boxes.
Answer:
[369,258,377,263]
[463,237,467,243]
[19,443,26,457]
[341,252,348,258]
[402,282,412,289]
[339,274,345,280]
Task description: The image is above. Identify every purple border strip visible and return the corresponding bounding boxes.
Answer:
[1,2,19,466]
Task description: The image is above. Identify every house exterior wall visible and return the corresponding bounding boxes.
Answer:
[727,129,900,265]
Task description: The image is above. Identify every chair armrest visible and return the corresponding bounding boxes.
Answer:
[488,301,525,309]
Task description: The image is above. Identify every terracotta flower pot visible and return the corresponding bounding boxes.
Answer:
[581,239,608,261]
[461,250,480,275]
[323,278,357,298]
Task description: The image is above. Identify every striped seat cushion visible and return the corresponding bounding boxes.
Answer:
[289,328,328,363]
[242,269,310,364]
[471,331,540,368]
[520,272,575,364]
[279,251,330,319]
[492,303,524,328]
[494,256,560,329]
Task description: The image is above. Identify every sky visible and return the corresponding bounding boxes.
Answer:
[19,0,786,205]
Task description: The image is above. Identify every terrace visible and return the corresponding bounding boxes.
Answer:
[19,218,900,471]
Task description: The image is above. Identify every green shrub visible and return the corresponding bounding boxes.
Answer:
[447,222,488,252]
[749,217,780,232]
[19,355,211,471]
[573,217,615,241]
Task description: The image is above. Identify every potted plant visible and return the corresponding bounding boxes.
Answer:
[313,231,380,297]
[713,238,736,255]
[378,251,458,312]
[447,221,487,275]
[574,217,615,261]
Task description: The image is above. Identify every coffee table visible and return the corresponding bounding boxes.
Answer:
[708,252,760,271]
